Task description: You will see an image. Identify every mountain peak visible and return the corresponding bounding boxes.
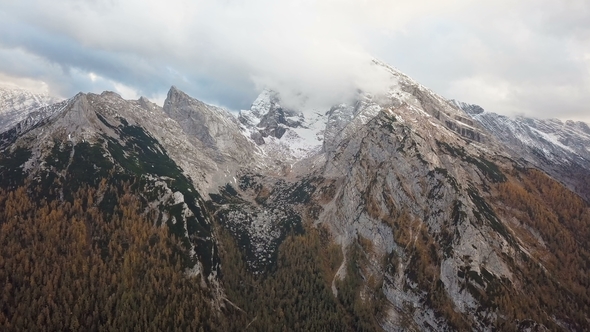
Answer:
[164,86,211,113]
[136,96,157,112]
[99,91,122,99]
[450,99,484,115]
[168,85,180,94]
[161,85,257,170]
[166,85,190,100]
[249,89,281,118]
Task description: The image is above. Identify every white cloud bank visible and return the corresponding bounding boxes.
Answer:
[0,0,588,120]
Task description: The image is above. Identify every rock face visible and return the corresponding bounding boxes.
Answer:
[316,106,514,330]
[164,86,257,167]
[2,61,590,331]
[454,101,590,202]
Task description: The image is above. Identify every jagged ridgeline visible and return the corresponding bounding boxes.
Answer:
[2,59,590,331]
[453,100,590,203]
[0,96,218,275]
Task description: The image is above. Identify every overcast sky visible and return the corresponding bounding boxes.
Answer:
[0,0,588,121]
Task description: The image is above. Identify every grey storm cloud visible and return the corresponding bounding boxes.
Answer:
[0,0,589,121]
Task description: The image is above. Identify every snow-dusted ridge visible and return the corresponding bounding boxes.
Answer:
[455,99,590,201]
[0,86,62,134]
[456,100,590,164]
[238,89,327,163]
[237,60,493,168]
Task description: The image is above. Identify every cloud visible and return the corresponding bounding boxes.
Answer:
[368,0,590,120]
[0,0,588,121]
[0,72,51,95]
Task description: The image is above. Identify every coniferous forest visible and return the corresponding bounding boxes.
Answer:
[0,179,383,331]
[0,183,215,331]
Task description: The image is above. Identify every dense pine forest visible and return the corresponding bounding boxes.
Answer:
[0,178,385,331]
[0,183,215,331]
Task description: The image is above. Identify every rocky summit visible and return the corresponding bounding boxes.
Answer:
[1,60,590,331]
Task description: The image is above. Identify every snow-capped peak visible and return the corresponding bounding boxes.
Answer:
[250,89,278,118]
[0,86,62,133]
[238,89,327,163]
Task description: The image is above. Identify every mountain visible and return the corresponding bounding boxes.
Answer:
[0,90,223,275]
[0,86,62,134]
[453,100,590,202]
[238,89,326,163]
[1,61,590,331]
